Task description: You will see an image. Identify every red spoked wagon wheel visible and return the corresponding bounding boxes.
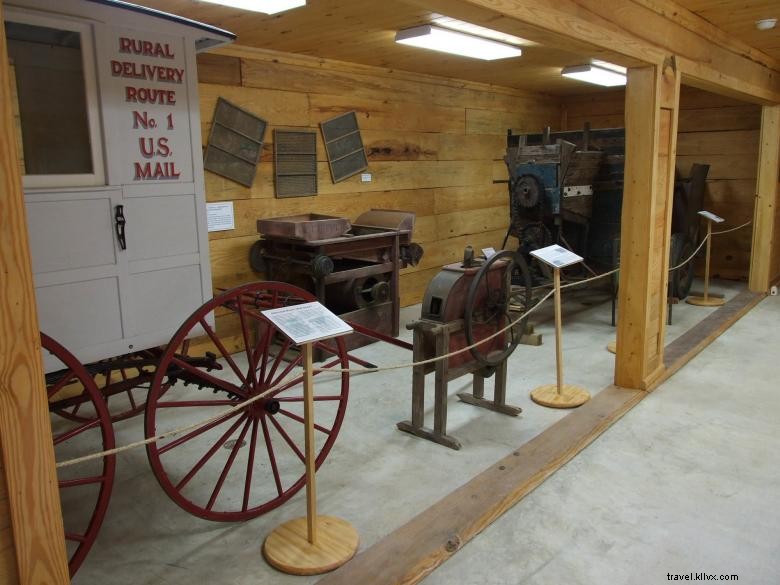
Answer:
[145,282,350,521]
[42,333,116,577]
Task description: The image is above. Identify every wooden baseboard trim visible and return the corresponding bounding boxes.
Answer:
[656,289,764,389]
[315,290,763,585]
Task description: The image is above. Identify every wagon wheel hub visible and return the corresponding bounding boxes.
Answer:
[263,399,281,415]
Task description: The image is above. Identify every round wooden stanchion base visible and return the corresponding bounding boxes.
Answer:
[606,340,617,354]
[686,296,725,307]
[530,384,590,409]
[263,516,359,576]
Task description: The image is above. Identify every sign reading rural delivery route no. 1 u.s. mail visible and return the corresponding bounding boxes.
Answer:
[106,28,193,184]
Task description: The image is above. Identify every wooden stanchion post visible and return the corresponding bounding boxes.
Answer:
[261,304,359,576]
[687,218,725,307]
[529,262,590,409]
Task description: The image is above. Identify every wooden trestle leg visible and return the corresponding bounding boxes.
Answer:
[397,320,521,451]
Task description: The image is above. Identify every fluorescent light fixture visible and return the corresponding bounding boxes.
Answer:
[430,15,532,47]
[395,25,522,60]
[199,0,306,14]
[561,63,626,87]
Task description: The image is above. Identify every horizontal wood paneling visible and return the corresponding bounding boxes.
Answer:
[196,48,558,343]
[562,86,761,281]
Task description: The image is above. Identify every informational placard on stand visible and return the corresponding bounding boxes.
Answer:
[260,300,359,574]
[698,210,725,223]
[530,244,583,269]
[261,302,352,345]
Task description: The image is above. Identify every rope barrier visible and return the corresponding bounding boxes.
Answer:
[55,372,302,468]
[54,220,752,467]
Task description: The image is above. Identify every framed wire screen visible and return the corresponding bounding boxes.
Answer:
[320,111,368,183]
[203,97,266,187]
[274,130,318,198]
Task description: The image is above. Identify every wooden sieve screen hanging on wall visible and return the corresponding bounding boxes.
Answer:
[274,129,318,198]
[203,97,267,187]
[320,111,368,183]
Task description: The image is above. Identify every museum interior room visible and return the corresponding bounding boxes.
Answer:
[0,0,779,583]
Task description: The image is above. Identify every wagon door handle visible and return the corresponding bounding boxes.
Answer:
[115,205,127,251]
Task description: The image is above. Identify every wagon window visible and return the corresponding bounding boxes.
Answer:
[5,15,104,187]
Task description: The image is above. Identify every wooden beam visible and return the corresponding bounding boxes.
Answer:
[448,0,780,103]
[630,0,780,73]
[615,62,680,390]
[315,385,645,585]
[661,290,765,385]
[749,106,780,292]
[0,3,70,583]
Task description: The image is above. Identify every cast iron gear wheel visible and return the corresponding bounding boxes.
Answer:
[513,175,542,209]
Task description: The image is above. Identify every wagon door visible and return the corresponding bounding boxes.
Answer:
[99,27,212,353]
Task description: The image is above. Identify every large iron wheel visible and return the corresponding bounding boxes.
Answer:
[145,282,350,521]
[464,251,525,367]
[43,333,116,578]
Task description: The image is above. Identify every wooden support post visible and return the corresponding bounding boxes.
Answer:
[749,106,780,292]
[615,61,681,390]
[263,342,358,575]
[0,3,70,582]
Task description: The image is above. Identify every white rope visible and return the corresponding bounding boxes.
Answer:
[56,372,301,468]
[55,220,753,467]
[713,220,752,236]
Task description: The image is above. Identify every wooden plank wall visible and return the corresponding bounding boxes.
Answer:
[196,47,561,337]
[563,86,762,280]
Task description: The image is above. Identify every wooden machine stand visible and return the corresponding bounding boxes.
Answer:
[398,319,519,450]
[397,251,525,450]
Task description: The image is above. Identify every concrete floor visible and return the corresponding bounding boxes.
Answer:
[422,291,780,585]
[60,277,776,585]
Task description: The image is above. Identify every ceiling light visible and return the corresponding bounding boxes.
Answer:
[395,25,522,60]
[199,0,306,14]
[561,63,626,87]
[430,15,532,47]
[755,18,777,30]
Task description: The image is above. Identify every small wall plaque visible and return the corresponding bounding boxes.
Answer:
[203,97,267,187]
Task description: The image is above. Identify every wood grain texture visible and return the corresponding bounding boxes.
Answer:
[264,516,359,576]
[749,106,780,292]
[615,65,674,389]
[0,5,70,582]
[198,49,556,308]
[562,86,762,282]
[661,289,764,383]
[196,53,241,86]
[315,384,644,585]
[0,437,18,585]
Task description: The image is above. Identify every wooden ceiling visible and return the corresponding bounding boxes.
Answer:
[136,0,778,95]
[676,0,780,60]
